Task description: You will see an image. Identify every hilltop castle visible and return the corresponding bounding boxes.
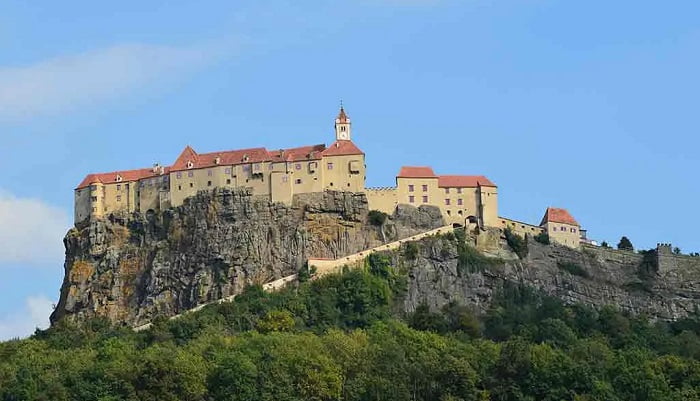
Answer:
[74,107,587,248]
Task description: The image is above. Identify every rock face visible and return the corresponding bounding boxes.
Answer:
[53,188,700,328]
[51,189,444,327]
[401,234,700,320]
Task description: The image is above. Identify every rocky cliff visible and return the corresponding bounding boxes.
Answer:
[400,233,700,320]
[53,189,700,328]
[51,189,444,327]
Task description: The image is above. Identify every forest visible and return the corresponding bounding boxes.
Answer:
[2,237,700,401]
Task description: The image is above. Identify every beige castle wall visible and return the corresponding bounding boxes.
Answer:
[366,188,398,214]
[287,160,324,194]
[396,177,439,206]
[479,186,499,227]
[499,217,544,238]
[270,171,293,203]
[137,175,170,212]
[321,154,365,192]
[101,182,136,215]
[440,186,478,225]
[545,221,580,248]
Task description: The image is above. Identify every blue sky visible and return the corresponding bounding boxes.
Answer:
[1,0,699,339]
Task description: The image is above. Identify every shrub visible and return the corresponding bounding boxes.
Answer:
[404,242,419,260]
[457,242,502,274]
[504,228,528,259]
[557,261,590,278]
[617,236,634,251]
[368,210,388,226]
[533,232,550,245]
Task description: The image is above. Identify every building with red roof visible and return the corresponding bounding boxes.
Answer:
[74,107,365,223]
[366,165,499,228]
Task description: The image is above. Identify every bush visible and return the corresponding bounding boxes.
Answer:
[404,242,419,260]
[533,232,550,245]
[557,261,590,278]
[617,236,634,251]
[504,228,528,259]
[368,210,388,226]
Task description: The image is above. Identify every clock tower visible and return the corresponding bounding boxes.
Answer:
[334,106,351,141]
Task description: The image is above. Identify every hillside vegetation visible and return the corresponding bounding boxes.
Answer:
[3,241,700,400]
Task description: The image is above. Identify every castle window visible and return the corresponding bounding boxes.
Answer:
[243,165,250,172]
[552,227,557,231]
[447,210,451,216]
[189,183,193,188]
[409,195,415,203]
[422,185,428,192]
[329,182,333,186]
[187,161,194,169]
[445,199,450,205]
[178,185,182,191]
[116,195,122,202]
[295,163,301,170]
[208,170,213,176]
[92,207,96,212]
[163,176,168,183]
[188,171,194,178]
[226,179,231,184]
[225,168,231,174]
[341,126,346,132]
[457,188,462,194]
[254,164,261,171]
[445,188,450,194]
[295,178,302,184]
[91,196,97,202]
[176,172,182,179]
[422,196,428,203]
[457,199,463,206]
[327,162,333,170]
[408,185,414,192]
[207,181,212,187]
[458,210,463,215]
[117,184,121,191]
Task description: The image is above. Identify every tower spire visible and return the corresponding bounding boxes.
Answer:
[334,104,351,140]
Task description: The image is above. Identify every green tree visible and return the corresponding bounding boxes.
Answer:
[617,236,634,251]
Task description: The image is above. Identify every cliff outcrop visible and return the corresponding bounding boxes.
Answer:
[51,189,443,327]
[401,234,700,320]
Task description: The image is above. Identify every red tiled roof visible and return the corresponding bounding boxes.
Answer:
[76,166,170,189]
[438,175,496,188]
[271,144,327,162]
[336,107,349,123]
[397,166,437,178]
[321,140,364,156]
[540,207,579,226]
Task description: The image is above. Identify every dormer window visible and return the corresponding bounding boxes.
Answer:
[186,161,194,169]
[115,175,123,182]
[214,157,221,165]
[243,154,249,162]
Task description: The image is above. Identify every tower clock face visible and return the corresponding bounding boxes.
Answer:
[338,131,348,139]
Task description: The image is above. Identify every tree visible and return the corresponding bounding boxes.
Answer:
[617,236,634,251]
[673,247,682,255]
[368,210,388,226]
[534,232,550,245]
[601,241,610,249]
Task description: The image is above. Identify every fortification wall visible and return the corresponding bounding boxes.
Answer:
[366,187,398,215]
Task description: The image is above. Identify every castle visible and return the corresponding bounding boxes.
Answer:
[74,107,587,248]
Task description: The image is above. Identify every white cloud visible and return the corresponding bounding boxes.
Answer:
[0,43,217,122]
[0,191,70,265]
[0,295,54,341]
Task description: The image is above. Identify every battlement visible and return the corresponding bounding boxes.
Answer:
[366,186,397,192]
[657,243,673,255]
